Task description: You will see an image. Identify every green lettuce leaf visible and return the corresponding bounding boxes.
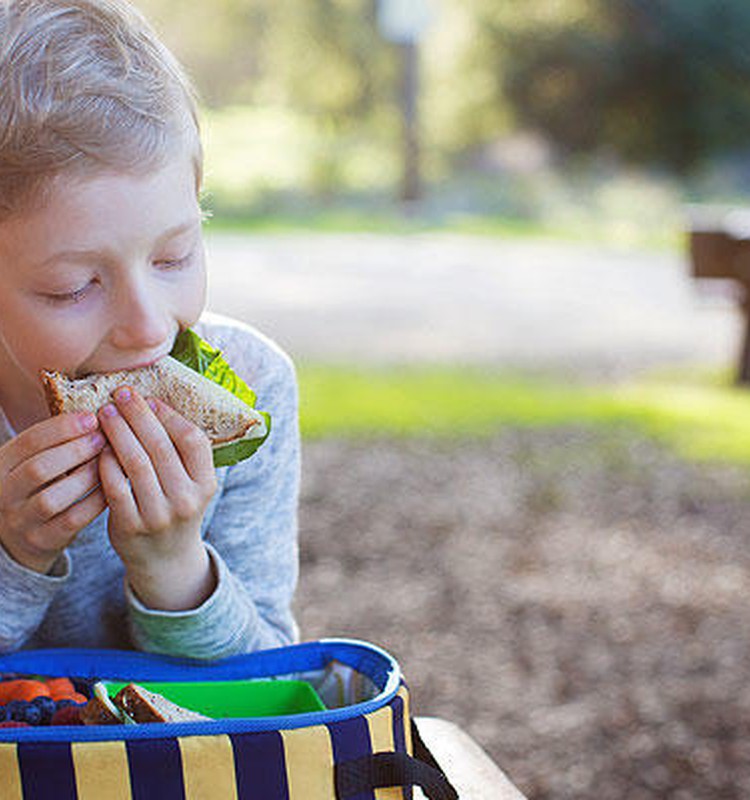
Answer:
[170,328,271,467]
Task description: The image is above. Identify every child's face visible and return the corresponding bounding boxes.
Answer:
[0,148,206,421]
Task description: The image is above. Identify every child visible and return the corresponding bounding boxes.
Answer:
[0,0,300,658]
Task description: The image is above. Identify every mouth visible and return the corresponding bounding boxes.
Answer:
[74,343,176,378]
[123,353,171,371]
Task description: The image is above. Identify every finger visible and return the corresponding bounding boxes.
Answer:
[0,412,100,473]
[145,397,217,521]
[26,457,102,527]
[99,394,179,529]
[5,430,106,506]
[111,389,215,523]
[98,445,141,529]
[109,387,184,491]
[39,486,108,553]
[149,397,215,483]
[99,403,162,511]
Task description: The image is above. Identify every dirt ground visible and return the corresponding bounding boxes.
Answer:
[294,428,750,799]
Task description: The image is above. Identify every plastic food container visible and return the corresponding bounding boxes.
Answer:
[103,679,326,718]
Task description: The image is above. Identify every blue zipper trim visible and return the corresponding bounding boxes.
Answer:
[0,638,403,744]
[0,639,396,686]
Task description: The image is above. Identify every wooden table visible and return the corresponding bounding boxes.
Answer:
[413,717,527,799]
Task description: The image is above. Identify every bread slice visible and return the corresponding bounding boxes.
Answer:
[79,695,123,725]
[80,682,211,725]
[41,356,266,447]
[79,682,131,725]
[114,683,211,723]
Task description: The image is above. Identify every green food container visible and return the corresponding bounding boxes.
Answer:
[103,679,326,719]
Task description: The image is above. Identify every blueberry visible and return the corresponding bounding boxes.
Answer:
[5,701,27,722]
[0,706,7,723]
[31,696,56,725]
[4,700,43,726]
[20,703,42,726]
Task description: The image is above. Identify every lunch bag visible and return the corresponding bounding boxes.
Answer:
[0,638,457,800]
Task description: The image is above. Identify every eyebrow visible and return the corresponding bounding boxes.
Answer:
[37,218,202,269]
[155,218,203,244]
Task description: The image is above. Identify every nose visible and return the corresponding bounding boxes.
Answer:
[109,277,172,353]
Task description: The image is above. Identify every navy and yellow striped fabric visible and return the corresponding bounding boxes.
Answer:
[0,687,412,800]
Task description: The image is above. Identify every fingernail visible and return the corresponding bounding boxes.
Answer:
[114,386,132,402]
[146,397,159,412]
[101,403,118,419]
[79,413,99,432]
[91,432,106,448]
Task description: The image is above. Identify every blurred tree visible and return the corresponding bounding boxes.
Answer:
[136,0,400,196]
[485,0,750,172]
[137,0,393,117]
[134,0,750,179]
[135,0,268,106]
[419,3,510,158]
[261,1,388,120]
[257,0,398,196]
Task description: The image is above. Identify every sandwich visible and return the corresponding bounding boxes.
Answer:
[115,683,211,724]
[81,682,211,725]
[78,683,126,726]
[41,356,267,449]
[41,356,266,447]
[39,327,271,467]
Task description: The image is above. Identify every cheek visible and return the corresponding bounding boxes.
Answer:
[180,258,207,323]
[0,301,101,374]
[15,320,94,374]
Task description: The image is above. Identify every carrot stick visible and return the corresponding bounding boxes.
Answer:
[45,677,77,700]
[0,680,51,704]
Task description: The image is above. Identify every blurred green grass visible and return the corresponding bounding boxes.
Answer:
[298,366,750,467]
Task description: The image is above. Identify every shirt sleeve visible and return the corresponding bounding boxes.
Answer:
[0,544,71,652]
[125,320,300,659]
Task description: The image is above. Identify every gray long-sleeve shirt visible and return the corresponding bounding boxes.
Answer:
[0,313,300,658]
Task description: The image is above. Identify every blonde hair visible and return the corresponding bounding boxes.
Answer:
[0,0,202,220]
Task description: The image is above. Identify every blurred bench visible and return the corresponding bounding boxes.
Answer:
[414,717,528,799]
[688,205,750,383]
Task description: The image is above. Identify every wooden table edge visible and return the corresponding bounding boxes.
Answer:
[413,716,528,799]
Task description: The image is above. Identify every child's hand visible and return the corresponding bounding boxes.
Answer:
[97,388,218,611]
[0,414,107,573]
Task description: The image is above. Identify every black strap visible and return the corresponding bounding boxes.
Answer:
[410,718,449,778]
[335,721,458,800]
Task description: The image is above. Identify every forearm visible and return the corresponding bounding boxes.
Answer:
[125,535,216,612]
[126,544,296,659]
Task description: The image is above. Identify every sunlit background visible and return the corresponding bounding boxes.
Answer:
[133,2,750,798]
[137,0,750,241]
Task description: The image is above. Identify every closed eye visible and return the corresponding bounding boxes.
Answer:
[42,280,96,305]
[155,253,193,271]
